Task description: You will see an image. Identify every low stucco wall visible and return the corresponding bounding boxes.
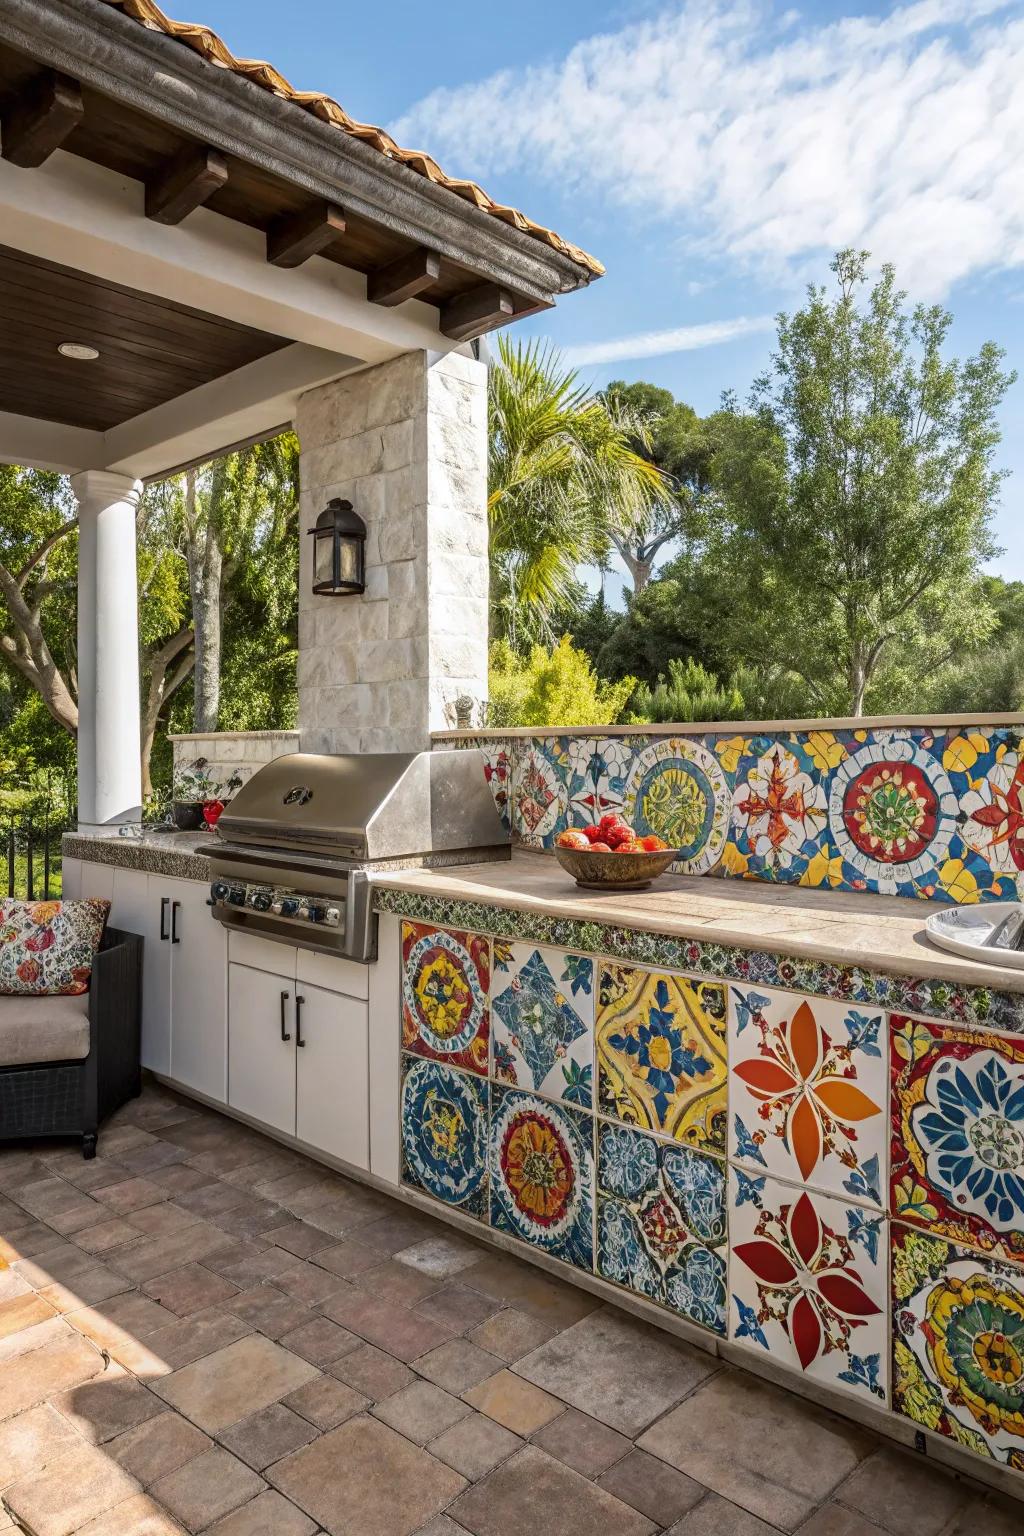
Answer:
[433,714,1024,904]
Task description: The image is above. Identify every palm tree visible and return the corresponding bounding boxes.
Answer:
[487,336,668,646]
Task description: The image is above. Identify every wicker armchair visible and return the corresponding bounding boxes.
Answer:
[0,927,142,1159]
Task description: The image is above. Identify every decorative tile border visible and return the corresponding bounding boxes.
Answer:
[373,888,1024,1033]
[443,725,1024,905]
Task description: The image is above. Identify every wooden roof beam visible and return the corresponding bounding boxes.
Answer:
[267,200,346,268]
[146,144,228,226]
[368,247,441,307]
[440,283,515,341]
[1,69,83,169]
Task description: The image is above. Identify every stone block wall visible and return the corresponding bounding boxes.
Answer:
[170,730,300,801]
[295,349,488,755]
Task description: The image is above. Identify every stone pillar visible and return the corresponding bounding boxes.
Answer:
[295,349,488,754]
[71,470,143,831]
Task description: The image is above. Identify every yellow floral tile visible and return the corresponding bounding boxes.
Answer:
[596,964,727,1152]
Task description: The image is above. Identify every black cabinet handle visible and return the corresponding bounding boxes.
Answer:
[171,900,181,944]
[280,990,291,1042]
[159,896,169,941]
[295,994,306,1048]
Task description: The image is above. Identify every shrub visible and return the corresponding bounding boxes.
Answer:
[487,637,636,727]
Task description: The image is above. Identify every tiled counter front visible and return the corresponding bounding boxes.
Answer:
[435,721,1024,904]
[377,888,1024,1487]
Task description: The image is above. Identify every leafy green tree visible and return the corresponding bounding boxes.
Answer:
[600,381,714,596]
[487,337,666,645]
[486,637,635,727]
[709,250,1015,715]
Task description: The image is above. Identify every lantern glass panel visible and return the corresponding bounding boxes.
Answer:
[337,537,360,588]
[314,530,334,589]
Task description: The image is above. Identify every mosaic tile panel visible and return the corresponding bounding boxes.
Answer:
[400,1055,489,1220]
[890,1016,1024,1262]
[729,985,886,1206]
[489,1084,594,1269]
[893,1223,1024,1467]
[491,942,595,1108]
[596,1121,727,1333]
[376,887,1024,1035]
[621,735,732,875]
[729,1170,889,1406]
[439,723,1024,903]
[401,921,489,1076]
[597,965,727,1152]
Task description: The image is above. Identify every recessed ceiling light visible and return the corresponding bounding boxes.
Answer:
[58,342,100,360]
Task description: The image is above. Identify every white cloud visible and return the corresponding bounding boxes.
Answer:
[566,313,775,364]
[393,0,1024,297]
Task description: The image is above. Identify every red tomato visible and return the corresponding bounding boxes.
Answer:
[589,841,612,852]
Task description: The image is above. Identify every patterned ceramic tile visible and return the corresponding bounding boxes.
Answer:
[621,736,732,874]
[377,888,1024,1034]
[597,965,727,1152]
[400,1055,489,1220]
[401,921,489,1076]
[510,741,569,847]
[729,1170,888,1406]
[480,739,515,831]
[489,1084,594,1269]
[596,1121,726,1333]
[730,736,828,882]
[729,985,886,1206]
[893,1222,1024,1467]
[890,1016,1024,1262]
[491,942,595,1108]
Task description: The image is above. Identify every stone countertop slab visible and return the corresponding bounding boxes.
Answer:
[370,848,1024,995]
[63,831,215,883]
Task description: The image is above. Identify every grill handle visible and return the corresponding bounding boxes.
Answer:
[280,990,291,1042]
[295,994,306,1048]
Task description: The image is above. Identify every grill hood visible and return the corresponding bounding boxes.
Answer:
[215,748,507,864]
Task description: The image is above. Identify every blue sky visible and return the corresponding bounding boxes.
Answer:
[195,0,1023,587]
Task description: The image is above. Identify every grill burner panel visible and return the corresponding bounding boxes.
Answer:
[206,749,507,961]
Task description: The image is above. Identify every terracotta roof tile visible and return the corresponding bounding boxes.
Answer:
[100,0,603,279]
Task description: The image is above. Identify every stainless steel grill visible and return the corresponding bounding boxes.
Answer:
[206,749,507,961]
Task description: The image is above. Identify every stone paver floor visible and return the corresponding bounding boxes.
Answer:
[0,1083,1018,1536]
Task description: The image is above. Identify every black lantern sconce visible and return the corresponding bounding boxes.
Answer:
[308,498,367,596]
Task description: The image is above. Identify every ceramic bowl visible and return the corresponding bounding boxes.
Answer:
[553,844,678,892]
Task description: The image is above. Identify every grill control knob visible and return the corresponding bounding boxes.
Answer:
[247,887,273,913]
[279,896,301,919]
[307,904,326,925]
[210,881,230,904]
[323,906,341,928]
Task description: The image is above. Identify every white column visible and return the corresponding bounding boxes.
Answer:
[71,470,143,832]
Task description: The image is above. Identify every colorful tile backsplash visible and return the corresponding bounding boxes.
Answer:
[391,897,1024,1490]
[447,724,1024,903]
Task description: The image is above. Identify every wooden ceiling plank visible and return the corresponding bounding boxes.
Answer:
[1,69,83,168]
[440,283,515,342]
[368,247,442,307]
[266,199,346,268]
[145,144,229,225]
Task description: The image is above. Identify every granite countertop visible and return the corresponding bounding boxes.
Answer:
[371,848,1024,994]
[63,829,216,882]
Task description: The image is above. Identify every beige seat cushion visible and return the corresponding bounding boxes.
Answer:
[0,993,90,1066]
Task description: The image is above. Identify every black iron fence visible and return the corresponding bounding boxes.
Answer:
[4,815,75,901]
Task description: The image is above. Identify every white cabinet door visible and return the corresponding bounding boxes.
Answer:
[60,857,82,900]
[295,982,369,1171]
[228,962,296,1136]
[170,879,227,1103]
[113,872,170,1076]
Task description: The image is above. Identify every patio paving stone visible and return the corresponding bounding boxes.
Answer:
[97,1179,168,1215]
[833,1446,974,1535]
[462,1369,565,1435]
[354,1259,444,1307]
[267,1415,467,1536]
[413,1284,501,1333]
[143,1264,240,1317]
[53,1369,165,1442]
[428,1412,522,1480]
[457,1254,600,1329]
[320,1289,456,1361]
[3,1437,141,1536]
[154,1334,319,1432]
[263,1220,336,1259]
[394,1234,484,1278]
[528,1406,631,1478]
[596,1447,705,1525]
[0,1330,106,1420]
[217,1403,318,1471]
[447,1444,656,1536]
[149,1446,265,1533]
[328,1342,416,1400]
[466,1308,557,1363]
[113,1222,236,1284]
[223,1285,311,1338]
[637,1368,875,1532]
[73,1492,188,1536]
[273,1259,353,1308]
[283,1374,368,1431]
[0,1291,55,1337]
[798,1507,890,1536]
[108,1411,212,1485]
[414,1338,503,1394]
[311,1237,383,1279]
[0,1403,80,1488]
[664,1492,789,1535]
[141,1306,252,1370]
[372,1380,473,1445]
[205,1488,318,1535]
[279,1315,360,1366]
[515,1307,715,1437]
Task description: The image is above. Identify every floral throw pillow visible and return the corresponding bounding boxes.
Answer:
[0,899,110,996]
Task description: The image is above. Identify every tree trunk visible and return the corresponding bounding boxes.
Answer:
[140,627,194,798]
[609,534,651,599]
